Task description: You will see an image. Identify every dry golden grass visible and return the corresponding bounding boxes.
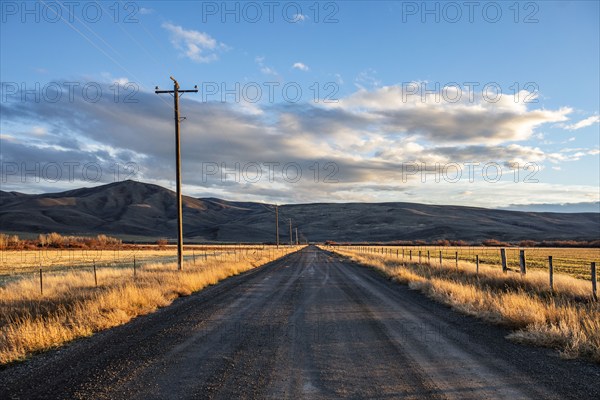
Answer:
[0,246,303,365]
[357,246,600,280]
[0,245,269,275]
[325,246,600,362]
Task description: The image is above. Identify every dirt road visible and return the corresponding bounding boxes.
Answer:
[1,246,599,399]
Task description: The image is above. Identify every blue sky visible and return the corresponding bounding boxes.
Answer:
[1,1,599,208]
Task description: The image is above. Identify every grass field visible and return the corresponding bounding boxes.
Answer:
[346,246,600,280]
[326,245,600,362]
[0,245,304,364]
[0,245,274,283]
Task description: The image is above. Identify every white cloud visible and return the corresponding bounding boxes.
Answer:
[563,115,599,130]
[162,23,226,63]
[255,56,280,78]
[292,62,309,71]
[31,126,47,136]
[547,147,600,163]
[261,66,278,76]
[355,69,381,89]
[327,84,571,145]
[0,133,16,142]
[100,72,129,86]
[293,13,307,22]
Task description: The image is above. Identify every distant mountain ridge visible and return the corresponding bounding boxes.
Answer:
[1,180,599,243]
[501,202,600,213]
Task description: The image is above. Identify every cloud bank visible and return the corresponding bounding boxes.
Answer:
[1,81,598,207]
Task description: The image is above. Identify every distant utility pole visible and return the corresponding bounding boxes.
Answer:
[295,227,298,245]
[155,76,198,271]
[275,205,279,248]
[289,219,293,246]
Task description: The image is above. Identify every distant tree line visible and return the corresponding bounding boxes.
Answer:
[0,233,122,250]
[327,239,600,248]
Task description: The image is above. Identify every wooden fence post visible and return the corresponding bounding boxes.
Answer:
[419,251,421,264]
[439,250,442,267]
[455,251,458,270]
[133,256,137,277]
[500,249,508,274]
[39,267,43,295]
[409,250,412,261]
[476,255,479,275]
[93,260,98,287]
[592,262,597,301]
[427,250,430,263]
[519,250,526,275]
[548,256,553,291]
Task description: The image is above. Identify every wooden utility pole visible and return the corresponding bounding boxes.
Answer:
[289,219,293,246]
[295,227,298,245]
[155,77,198,270]
[275,205,279,248]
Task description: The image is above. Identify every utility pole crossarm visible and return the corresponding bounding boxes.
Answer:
[156,89,199,94]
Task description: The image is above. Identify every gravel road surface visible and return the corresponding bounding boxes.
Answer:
[1,246,599,399]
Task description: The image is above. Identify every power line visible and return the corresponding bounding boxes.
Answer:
[106,2,169,71]
[39,0,173,110]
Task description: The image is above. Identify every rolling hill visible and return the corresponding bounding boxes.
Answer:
[1,180,599,243]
